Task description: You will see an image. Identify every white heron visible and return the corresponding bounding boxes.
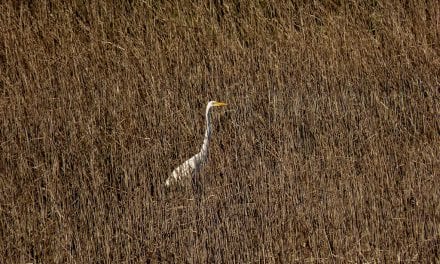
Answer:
[165,101,227,187]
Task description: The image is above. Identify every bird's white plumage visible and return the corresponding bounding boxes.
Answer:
[165,101,227,187]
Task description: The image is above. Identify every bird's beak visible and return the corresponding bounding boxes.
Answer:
[213,101,227,107]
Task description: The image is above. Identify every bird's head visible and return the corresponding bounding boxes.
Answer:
[207,101,227,108]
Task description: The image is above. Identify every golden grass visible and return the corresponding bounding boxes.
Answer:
[1,1,439,262]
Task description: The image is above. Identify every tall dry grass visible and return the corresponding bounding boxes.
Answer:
[1,0,439,263]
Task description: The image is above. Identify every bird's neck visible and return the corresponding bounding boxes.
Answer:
[200,107,212,160]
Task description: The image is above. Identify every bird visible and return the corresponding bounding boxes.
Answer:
[165,101,227,187]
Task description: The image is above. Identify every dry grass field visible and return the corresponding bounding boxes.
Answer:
[1,1,439,263]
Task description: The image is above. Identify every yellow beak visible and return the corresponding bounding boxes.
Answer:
[213,101,227,107]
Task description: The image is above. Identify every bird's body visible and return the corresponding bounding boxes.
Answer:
[165,101,227,187]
